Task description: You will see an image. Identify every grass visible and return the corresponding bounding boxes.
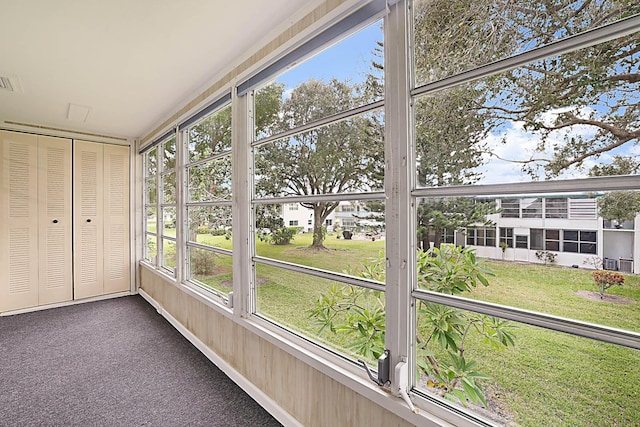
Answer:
[170,232,640,426]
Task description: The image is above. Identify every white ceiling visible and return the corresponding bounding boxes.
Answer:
[0,0,318,140]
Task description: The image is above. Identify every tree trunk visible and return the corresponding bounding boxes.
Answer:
[311,205,328,249]
[433,227,443,248]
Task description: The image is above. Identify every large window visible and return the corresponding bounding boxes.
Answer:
[142,135,177,275]
[466,227,496,247]
[160,137,177,273]
[251,19,386,361]
[563,229,597,254]
[499,227,514,248]
[184,104,233,297]
[138,2,640,426]
[143,147,158,263]
[411,1,639,425]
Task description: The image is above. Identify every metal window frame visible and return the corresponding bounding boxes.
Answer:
[407,1,640,417]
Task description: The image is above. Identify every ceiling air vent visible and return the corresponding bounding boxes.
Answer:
[0,75,22,93]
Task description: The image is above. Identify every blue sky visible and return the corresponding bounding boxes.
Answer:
[267,18,638,184]
[275,20,383,90]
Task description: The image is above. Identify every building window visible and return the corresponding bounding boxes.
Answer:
[530,229,544,250]
[289,220,298,227]
[136,3,639,425]
[569,198,598,219]
[545,229,560,251]
[515,235,528,249]
[342,218,355,228]
[545,198,568,218]
[466,227,496,247]
[499,227,513,248]
[564,229,597,254]
[160,137,177,274]
[184,103,233,296]
[251,18,385,362]
[500,199,520,218]
[521,198,543,218]
[143,147,158,264]
[580,231,597,254]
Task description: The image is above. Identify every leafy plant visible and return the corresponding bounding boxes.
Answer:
[191,250,217,275]
[267,227,297,245]
[592,270,625,298]
[309,245,516,407]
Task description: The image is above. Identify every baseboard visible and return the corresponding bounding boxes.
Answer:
[138,289,302,427]
[0,291,134,317]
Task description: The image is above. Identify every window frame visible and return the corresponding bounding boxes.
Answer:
[182,102,234,300]
[136,4,640,426]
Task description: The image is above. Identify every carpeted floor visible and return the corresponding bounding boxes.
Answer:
[0,295,282,427]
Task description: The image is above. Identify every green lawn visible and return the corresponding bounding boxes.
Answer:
[182,232,640,426]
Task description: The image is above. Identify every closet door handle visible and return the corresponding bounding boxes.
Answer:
[52,219,58,224]
[86,219,92,223]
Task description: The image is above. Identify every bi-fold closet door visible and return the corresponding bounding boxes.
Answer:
[73,140,130,299]
[1,132,131,313]
[0,131,73,312]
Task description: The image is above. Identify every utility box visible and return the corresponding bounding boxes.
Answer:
[604,258,618,271]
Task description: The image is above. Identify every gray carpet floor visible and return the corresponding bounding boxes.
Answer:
[0,295,282,427]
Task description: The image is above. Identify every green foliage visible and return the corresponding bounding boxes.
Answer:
[308,284,386,360]
[598,191,640,224]
[254,79,384,249]
[209,228,228,237]
[412,0,640,178]
[196,225,211,235]
[191,250,217,275]
[417,245,492,293]
[267,227,297,246]
[310,245,515,407]
[416,198,497,250]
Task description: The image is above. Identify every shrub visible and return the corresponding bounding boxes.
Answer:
[535,250,556,265]
[309,245,516,408]
[191,250,217,275]
[210,228,227,236]
[196,225,212,235]
[592,270,624,297]
[268,227,296,245]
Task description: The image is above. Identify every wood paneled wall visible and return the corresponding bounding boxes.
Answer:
[140,267,417,427]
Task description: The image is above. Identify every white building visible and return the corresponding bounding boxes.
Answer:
[453,196,638,273]
[285,196,639,273]
[282,201,382,234]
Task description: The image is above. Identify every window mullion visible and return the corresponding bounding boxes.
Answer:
[232,89,253,317]
[177,127,187,284]
[384,0,413,396]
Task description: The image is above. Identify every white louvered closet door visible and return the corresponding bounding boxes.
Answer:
[103,144,130,293]
[0,131,39,312]
[38,136,73,305]
[73,140,105,299]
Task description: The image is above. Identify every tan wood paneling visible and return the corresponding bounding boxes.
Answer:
[139,268,416,427]
[38,136,73,305]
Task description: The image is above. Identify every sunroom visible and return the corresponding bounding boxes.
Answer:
[1,1,639,426]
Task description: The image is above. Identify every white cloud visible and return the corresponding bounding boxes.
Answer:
[475,107,617,184]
